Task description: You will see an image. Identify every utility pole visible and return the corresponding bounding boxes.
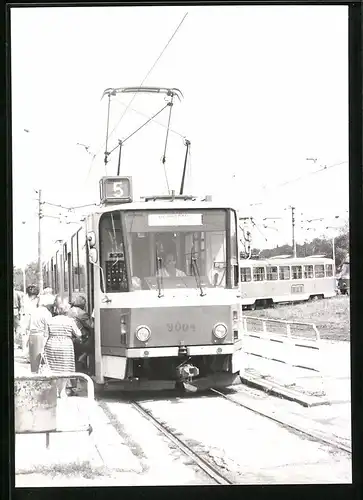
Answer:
[23,266,26,293]
[37,189,43,293]
[21,222,27,292]
[287,205,297,257]
[326,226,338,275]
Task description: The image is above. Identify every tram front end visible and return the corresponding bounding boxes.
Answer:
[89,178,244,391]
[98,291,244,391]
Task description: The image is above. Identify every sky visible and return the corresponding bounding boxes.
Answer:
[11,5,349,267]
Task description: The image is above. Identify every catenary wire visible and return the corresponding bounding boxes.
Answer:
[250,160,348,207]
[90,11,189,172]
[103,12,188,150]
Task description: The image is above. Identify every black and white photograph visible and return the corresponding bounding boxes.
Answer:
[11,4,352,487]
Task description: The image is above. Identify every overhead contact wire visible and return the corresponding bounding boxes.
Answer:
[94,12,189,160]
[113,97,185,138]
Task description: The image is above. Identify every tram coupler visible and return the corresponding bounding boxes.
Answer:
[177,363,200,381]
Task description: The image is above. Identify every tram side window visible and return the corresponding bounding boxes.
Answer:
[279,266,290,280]
[63,244,69,293]
[45,267,50,289]
[325,264,333,277]
[266,266,278,281]
[292,266,302,280]
[78,228,86,293]
[51,258,55,291]
[303,265,314,279]
[54,264,57,292]
[240,267,252,282]
[253,267,265,282]
[72,233,80,292]
[315,264,325,278]
[55,251,61,293]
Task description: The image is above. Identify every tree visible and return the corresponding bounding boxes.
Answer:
[13,261,38,291]
[260,244,293,259]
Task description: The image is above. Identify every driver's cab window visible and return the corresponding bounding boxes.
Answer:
[99,212,128,293]
[125,210,228,290]
[206,231,226,288]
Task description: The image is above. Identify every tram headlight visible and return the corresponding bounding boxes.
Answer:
[136,325,151,342]
[213,323,228,339]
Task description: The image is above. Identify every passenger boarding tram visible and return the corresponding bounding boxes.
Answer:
[239,256,336,309]
[337,254,350,295]
[43,176,244,392]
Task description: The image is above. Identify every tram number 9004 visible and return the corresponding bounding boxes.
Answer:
[167,322,196,333]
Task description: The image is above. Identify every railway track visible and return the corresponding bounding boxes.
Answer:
[99,388,350,485]
[130,400,234,485]
[210,388,351,455]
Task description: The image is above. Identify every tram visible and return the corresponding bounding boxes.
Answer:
[239,256,336,309]
[43,177,244,392]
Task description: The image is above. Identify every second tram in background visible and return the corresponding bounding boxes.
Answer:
[239,255,336,309]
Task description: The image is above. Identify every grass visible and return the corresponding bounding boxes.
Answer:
[246,295,350,342]
[16,460,113,478]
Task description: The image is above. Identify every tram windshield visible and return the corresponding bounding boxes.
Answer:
[99,209,238,292]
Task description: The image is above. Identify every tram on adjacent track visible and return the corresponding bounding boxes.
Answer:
[43,177,244,392]
[239,256,336,309]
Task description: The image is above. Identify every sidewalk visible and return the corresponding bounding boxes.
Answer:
[14,353,142,486]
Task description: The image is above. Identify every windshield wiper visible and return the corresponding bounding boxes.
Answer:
[155,247,164,298]
[190,246,206,297]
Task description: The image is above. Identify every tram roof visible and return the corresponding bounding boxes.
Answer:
[95,199,239,213]
[240,256,334,266]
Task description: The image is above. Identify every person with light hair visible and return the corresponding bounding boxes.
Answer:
[53,294,63,315]
[67,295,94,379]
[13,286,24,349]
[160,253,186,278]
[22,284,40,361]
[44,299,82,398]
[28,294,55,372]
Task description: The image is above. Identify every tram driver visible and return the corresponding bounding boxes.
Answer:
[160,253,186,278]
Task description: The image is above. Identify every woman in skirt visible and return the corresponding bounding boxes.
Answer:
[44,299,82,398]
[28,294,54,373]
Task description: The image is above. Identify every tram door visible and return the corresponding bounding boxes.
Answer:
[87,257,94,315]
[67,252,72,302]
[86,256,95,375]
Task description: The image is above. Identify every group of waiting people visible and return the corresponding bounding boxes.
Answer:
[14,285,93,398]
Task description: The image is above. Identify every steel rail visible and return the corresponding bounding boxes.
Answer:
[130,400,233,485]
[210,388,351,454]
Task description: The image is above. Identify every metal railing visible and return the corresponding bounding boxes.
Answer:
[242,315,320,342]
[15,372,95,449]
[241,315,323,377]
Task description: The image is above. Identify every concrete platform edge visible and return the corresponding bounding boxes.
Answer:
[240,375,332,407]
